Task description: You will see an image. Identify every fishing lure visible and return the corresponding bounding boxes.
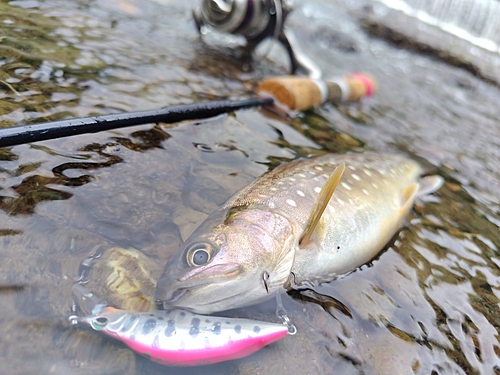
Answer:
[72,284,288,366]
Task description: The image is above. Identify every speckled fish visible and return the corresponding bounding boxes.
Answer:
[73,284,287,366]
[155,152,443,314]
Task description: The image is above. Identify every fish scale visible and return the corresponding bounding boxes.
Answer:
[155,152,443,314]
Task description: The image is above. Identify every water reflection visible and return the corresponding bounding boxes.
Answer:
[113,125,171,151]
[0,125,175,215]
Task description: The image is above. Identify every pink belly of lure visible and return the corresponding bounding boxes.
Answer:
[80,306,288,366]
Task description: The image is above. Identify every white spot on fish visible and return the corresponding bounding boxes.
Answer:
[269,202,275,209]
[348,165,356,170]
[314,166,323,171]
[341,182,351,190]
[352,174,361,181]
[297,190,305,197]
[337,198,345,205]
[364,169,372,176]
[270,187,278,191]
[258,193,267,198]
[297,173,306,178]
[286,199,297,207]
[371,182,378,188]
[314,187,321,193]
[289,178,296,182]
[309,171,316,175]
[277,181,284,185]
[328,205,335,212]
[362,189,370,195]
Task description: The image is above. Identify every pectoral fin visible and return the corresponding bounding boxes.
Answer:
[299,163,345,248]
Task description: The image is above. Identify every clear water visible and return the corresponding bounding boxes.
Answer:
[1,0,500,374]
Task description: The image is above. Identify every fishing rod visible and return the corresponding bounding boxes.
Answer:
[0,74,376,149]
[0,97,273,149]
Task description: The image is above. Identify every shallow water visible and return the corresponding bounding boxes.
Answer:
[1,0,500,374]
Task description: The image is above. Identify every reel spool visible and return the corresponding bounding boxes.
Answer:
[193,0,322,78]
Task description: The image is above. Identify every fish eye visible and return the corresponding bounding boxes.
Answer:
[193,249,209,265]
[91,316,108,330]
[186,242,213,267]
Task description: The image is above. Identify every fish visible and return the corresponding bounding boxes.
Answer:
[73,284,288,367]
[155,152,443,314]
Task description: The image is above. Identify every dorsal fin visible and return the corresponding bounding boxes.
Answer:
[299,163,345,248]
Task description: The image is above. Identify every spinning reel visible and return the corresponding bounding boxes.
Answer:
[193,0,322,78]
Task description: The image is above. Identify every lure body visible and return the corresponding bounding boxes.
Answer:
[74,285,287,366]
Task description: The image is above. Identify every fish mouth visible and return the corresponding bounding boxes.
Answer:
[155,264,244,307]
[177,263,241,282]
[162,286,258,313]
[158,280,246,303]
[157,275,258,312]
[159,282,207,304]
[195,289,250,307]
[162,288,187,304]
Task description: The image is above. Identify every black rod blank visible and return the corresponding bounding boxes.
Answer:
[0,97,274,148]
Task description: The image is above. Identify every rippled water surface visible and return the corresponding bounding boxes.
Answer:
[1,0,500,374]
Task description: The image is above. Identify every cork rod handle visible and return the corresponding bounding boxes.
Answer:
[256,74,376,112]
